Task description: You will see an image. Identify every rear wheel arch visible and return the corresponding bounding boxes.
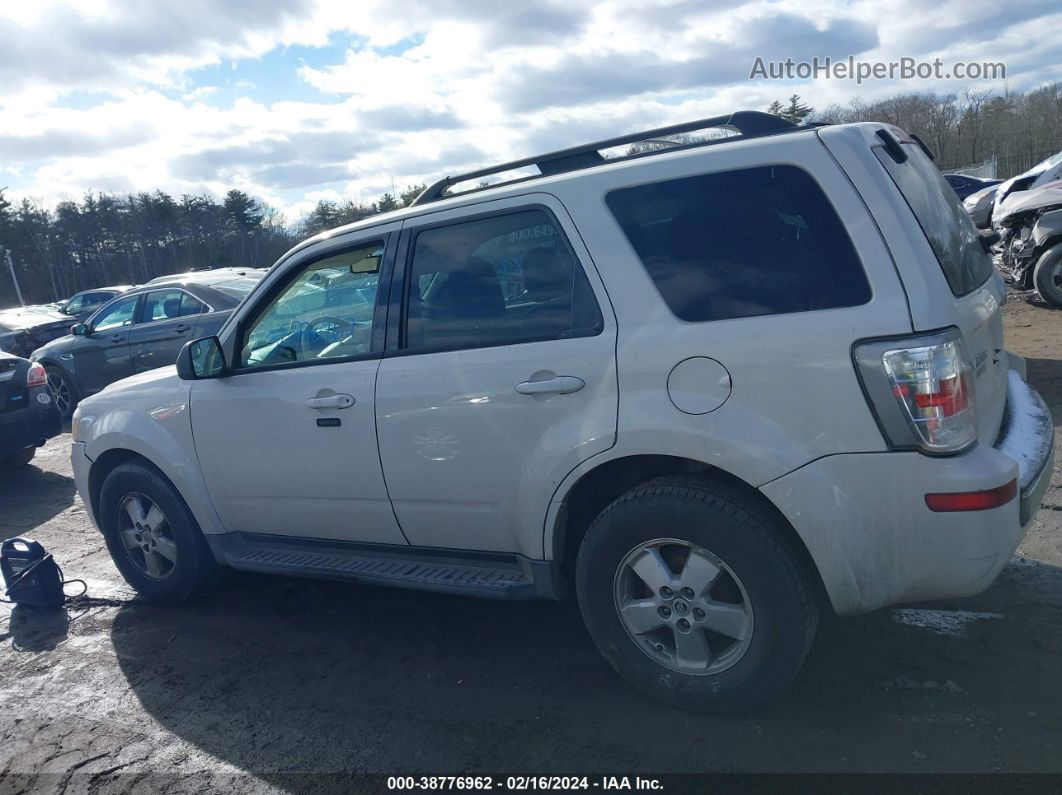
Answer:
[550,454,830,612]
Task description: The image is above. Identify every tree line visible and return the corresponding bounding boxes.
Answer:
[774,81,1062,175]
[2,81,1060,308]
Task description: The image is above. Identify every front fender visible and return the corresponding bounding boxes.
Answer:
[79,385,226,537]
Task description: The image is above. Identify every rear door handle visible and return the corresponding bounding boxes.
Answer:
[515,376,585,395]
[306,394,356,410]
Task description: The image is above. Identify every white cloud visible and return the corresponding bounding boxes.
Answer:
[1,0,1060,222]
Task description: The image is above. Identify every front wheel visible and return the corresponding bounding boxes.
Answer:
[576,475,818,712]
[99,461,219,604]
[45,366,77,420]
[1033,245,1062,309]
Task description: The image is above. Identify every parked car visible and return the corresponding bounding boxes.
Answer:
[963,183,1000,228]
[0,351,61,467]
[943,173,1000,200]
[60,286,134,322]
[992,180,1062,307]
[70,113,1054,712]
[992,150,1062,217]
[0,305,76,358]
[32,272,263,418]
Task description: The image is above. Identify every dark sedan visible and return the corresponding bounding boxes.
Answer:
[0,351,61,467]
[31,272,263,418]
[943,173,1001,200]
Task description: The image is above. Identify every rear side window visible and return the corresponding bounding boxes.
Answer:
[874,144,992,296]
[606,165,871,322]
[403,209,603,353]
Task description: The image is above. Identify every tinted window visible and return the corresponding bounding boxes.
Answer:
[142,290,184,322]
[83,292,112,307]
[875,144,993,296]
[607,165,871,323]
[93,295,139,332]
[404,209,602,353]
[240,241,383,369]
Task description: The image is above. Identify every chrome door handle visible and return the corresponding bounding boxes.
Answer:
[306,394,356,409]
[515,376,585,395]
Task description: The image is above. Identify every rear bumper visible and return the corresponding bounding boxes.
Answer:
[0,391,61,457]
[762,363,1054,616]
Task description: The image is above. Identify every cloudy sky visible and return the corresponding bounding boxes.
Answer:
[1,0,1059,222]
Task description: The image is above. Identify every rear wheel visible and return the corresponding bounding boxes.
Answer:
[576,475,818,712]
[0,447,36,468]
[99,461,219,604]
[45,366,77,419]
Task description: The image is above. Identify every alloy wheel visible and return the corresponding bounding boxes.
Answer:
[116,492,177,580]
[46,370,72,417]
[613,538,754,675]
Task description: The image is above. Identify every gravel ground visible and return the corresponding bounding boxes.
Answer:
[1,293,1060,790]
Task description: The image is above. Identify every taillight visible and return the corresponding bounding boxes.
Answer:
[853,328,978,454]
[26,362,47,388]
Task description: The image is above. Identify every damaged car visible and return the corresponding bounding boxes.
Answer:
[0,305,76,358]
[992,180,1062,308]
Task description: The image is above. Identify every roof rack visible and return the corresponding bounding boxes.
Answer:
[411,111,798,206]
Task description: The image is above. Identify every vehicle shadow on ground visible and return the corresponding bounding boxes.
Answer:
[1025,357,1062,426]
[110,559,1062,777]
[0,464,76,535]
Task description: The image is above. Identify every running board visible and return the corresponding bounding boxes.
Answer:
[210,533,563,601]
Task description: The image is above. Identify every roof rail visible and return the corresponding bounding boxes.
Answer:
[410,111,797,206]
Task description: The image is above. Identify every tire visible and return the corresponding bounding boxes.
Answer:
[98,460,219,605]
[0,447,36,468]
[1033,245,1062,309]
[45,365,78,420]
[575,475,818,712]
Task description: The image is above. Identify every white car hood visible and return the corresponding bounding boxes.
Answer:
[995,185,1062,224]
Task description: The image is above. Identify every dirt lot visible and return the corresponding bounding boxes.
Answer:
[1,293,1060,790]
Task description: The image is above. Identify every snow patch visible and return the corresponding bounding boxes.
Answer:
[996,370,1053,489]
[890,608,1003,636]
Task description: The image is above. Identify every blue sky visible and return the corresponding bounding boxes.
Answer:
[1,0,1060,222]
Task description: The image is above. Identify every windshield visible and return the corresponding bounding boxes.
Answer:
[1026,150,1062,175]
[208,277,261,300]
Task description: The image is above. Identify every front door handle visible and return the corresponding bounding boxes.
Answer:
[111,335,126,343]
[175,324,191,333]
[515,376,585,395]
[306,393,355,410]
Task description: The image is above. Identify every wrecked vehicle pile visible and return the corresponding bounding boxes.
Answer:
[993,181,1062,307]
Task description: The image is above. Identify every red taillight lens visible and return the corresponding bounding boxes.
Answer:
[26,362,47,388]
[925,479,1017,512]
[882,336,977,453]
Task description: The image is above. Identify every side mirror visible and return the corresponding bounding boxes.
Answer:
[176,336,226,381]
[71,323,88,336]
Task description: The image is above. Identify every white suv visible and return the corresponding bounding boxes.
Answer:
[70,113,1055,712]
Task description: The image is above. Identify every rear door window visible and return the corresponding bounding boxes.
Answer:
[606,165,871,322]
[402,209,603,353]
[874,142,992,296]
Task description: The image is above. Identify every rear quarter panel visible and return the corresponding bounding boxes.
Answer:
[548,132,913,492]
